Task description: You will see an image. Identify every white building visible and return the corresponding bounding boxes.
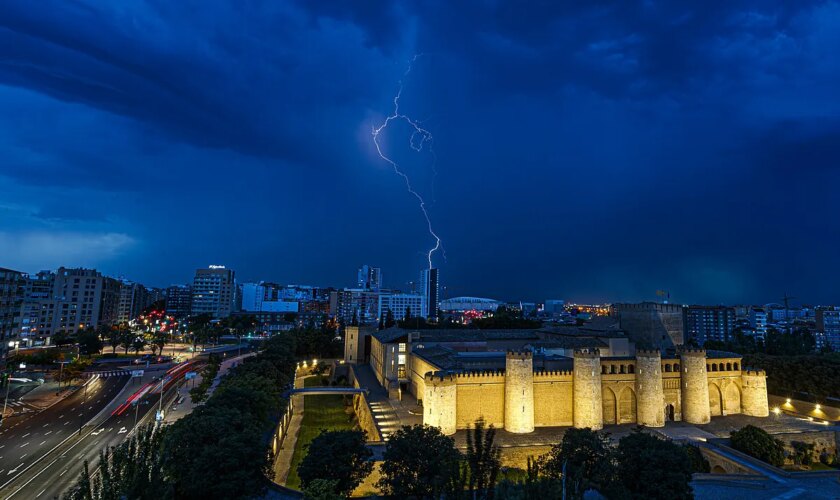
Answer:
[191,266,235,318]
[378,293,425,322]
[748,308,768,341]
[240,282,299,313]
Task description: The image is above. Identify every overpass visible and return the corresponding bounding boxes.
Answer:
[289,387,368,396]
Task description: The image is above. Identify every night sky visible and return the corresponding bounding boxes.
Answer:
[1,1,839,305]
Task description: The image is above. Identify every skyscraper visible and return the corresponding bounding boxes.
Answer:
[357,265,382,290]
[1,267,25,362]
[683,305,736,345]
[165,285,192,320]
[419,268,440,321]
[191,265,236,318]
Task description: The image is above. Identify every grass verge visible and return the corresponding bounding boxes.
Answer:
[285,394,355,490]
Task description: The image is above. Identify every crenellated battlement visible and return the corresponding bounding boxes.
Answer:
[678,347,707,357]
[425,371,456,384]
[453,370,505,379]
[574,348,601,358]
[636,348,661,357]
[534,369,573,377]
[743,369,766,376]
[506,350,533,360]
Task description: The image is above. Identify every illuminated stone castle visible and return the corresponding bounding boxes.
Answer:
[346,326,769,435]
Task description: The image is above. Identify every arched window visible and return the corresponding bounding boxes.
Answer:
[674,363,680,371]
[628,364,635,374]
[707,364,711,371]
[620,365,626,374]
[601,365,607,374]
[610,365,616,374]
[733,362,739,371]
[726,362,732,371]
[664,364,672,372]
[711,364,717,371]
[719,363,725,371]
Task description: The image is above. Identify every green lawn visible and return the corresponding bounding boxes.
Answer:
[303,375,330,388]
[285,394,355,490]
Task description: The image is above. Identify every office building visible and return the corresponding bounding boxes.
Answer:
[613,302,685,349]
[165,285,192,320]
[816,307,840,351]
[333,289,381,325]
[191,265,236,318]
[378,293,425,322]
[683,306,736,345]
[357,265,382,290]
[419,268,440,321]
[544,299,566,315]
[240,282,299,313]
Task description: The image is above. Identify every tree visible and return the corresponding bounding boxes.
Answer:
[132,337,147,355]
[465,418,501,499]
[791,441,815,466]
[611,431,694,500]
[53,330,73,347]
[385,308,396,328]
[77,328,103,356]
[377,424,462,499]
[188,314,213,352]
[683,443,711,473]
[350,310,359,327]
[404,306,412,322]
[297,430,373,497]
[303,479,344,500]
[541,428,613,498]
[730,425,785,467]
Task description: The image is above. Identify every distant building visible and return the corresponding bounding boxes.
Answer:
[191,266,235,318]
[165,285,192,320]
[748,308,768,341]
[419,268,440,321]
[439,297,503,313]
[117,281,149,323]
[357,265,382,290]
[51,267,120,333]
[333,289,381,325]
[544,299,566,315]
[683,306,736,345]
[613,302,684,349]
[240,283,299,313]
[816,307,840,351]
[378,293,425,322]
[0,267,25,360]
[18,271,56,342]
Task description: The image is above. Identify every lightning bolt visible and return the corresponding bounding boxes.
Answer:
[372,56,441,269]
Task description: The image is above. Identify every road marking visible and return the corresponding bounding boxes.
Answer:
[64,421,70,426]
[43,431,52,436]
[36,488,46,498]
[42,424,49,428]
[58,415,63,419]
[8,463,23,474]
[91,428,105,436]
[20,454,26,459]
[59,469,68,477]
[39,441,46,446]
[21,433,29,438]
[118,427,127,434]
[19,442,28,448]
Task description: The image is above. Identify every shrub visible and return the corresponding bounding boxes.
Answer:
[730,425,785,467]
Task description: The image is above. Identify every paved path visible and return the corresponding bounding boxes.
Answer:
[273,375,305,485]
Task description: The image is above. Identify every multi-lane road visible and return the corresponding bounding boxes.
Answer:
[2,381,182,499]
[0,375,129,488]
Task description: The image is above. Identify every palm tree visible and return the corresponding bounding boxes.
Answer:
[465,418,501,499]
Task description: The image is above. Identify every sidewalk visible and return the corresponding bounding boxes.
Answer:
[162,352,255,424]
[273,375,305,485]
[20,380,82,409]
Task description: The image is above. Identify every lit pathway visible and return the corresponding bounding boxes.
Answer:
[273,374,305,485]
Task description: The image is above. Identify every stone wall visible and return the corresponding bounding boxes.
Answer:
[455,371,505,428]
[353,392,382,442]
[505,351,535,433]
[424,372,457,435]
[533,371,573,426]
[680,349,711,424]
[774,430,838,464]
[573,349,603,429]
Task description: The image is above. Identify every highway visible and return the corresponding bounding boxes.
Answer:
[0,375,129,489]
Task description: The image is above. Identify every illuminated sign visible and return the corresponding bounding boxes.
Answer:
[208,265,226,269]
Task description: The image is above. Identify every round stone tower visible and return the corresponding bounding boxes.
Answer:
[634,349,665,427]
[679,348,711,424]
[573,348,603,430]
[423,371,457,435]
[741,369,769,417]
[504,350,535,433]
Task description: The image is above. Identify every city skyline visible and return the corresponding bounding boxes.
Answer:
[2,2,840,304]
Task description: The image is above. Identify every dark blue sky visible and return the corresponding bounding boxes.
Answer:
[1,1,839,305]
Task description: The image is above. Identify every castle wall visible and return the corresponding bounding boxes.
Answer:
[505,352,535,433]
[533,371,574,426]
[424,372,457,435]
[409,355,441,401]
[454,372,505,428]
[573,349,603,429]
[741,370,769,417]
[680,349,711,424]
[635,350,665,427]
